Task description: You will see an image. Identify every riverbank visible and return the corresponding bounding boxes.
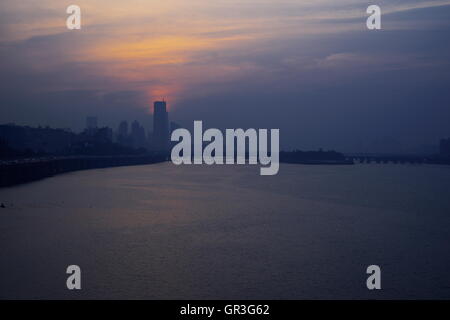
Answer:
[0,155,167,188]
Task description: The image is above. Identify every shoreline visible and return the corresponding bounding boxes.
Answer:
[0,155,167,188]
[3,155,449,189]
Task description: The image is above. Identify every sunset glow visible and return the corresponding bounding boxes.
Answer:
[3,0,449,111]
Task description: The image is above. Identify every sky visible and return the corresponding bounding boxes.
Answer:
[1,0,450,152]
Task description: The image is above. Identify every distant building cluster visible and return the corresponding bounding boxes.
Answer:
[0,101,180,158]
[82,100,181,153]
[0,124,75,155]
[99,100,180,152]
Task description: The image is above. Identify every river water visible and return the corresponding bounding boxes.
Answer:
[1,162,450,299]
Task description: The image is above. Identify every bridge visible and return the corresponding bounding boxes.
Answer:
[345,153,429,164]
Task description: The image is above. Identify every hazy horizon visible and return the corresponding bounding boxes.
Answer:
[1,0,450,152]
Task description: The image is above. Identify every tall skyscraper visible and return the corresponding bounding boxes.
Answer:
[118,120,128,137]
[117,120,129,146]
[153,101,169,152]
[131,120,146,148]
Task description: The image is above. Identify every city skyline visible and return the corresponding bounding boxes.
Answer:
[1,1,450,152]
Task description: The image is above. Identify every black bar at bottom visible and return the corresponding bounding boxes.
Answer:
[1,300,448,319]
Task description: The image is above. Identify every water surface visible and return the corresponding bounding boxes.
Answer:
[1,163,450,299]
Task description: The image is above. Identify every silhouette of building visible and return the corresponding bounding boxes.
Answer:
[153,101,169,152]
[95,127,113,142]
[85,116,101,138]
[131,120,146,149]
[117,120,129,146]
[118,121,128,136]
[0,123,75,155]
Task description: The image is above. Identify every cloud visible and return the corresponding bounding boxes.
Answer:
[1,1,450,150]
